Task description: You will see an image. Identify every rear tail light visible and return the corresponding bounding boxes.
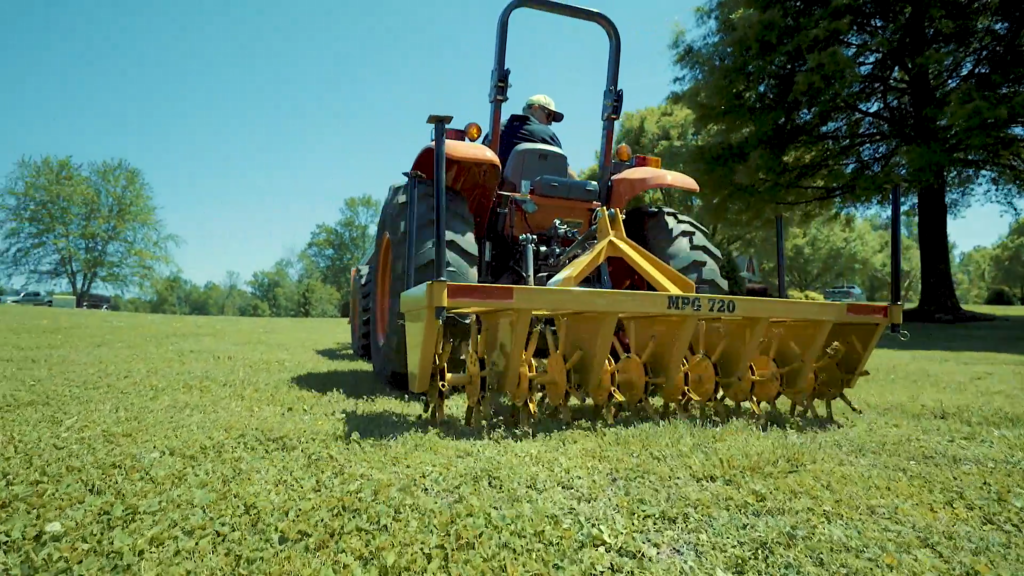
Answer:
[444,128,466,141]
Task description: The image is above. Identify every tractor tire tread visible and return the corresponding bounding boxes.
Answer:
[352,265,373,359]
[625,206,729,295]
[370,181,478,391]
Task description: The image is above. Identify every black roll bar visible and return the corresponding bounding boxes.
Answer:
[488,0,623,202]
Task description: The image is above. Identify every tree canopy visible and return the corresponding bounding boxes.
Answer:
[991,217,1024,300]
[0,155,179,306]
[302,194,381,304]
[587,101,925,301]
[670,0,1024,321]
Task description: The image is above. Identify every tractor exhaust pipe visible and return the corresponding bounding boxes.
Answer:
[890,184,902,334]
[428,115,453,282]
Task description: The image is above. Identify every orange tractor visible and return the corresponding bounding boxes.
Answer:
[349,0,905,427]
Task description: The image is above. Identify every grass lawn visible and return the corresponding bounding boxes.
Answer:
[2,304,1023,575]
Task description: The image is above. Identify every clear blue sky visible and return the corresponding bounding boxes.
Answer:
[1,0,1017,289]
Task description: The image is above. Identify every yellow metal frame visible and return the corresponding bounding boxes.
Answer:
[400,208,902,425]
[546,207,696,292]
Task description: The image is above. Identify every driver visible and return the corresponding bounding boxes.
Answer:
[483,94,568,172]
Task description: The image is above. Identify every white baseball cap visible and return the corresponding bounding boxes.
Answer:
[524,94,564,123]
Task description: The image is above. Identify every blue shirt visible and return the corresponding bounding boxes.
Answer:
[482,114,563,167]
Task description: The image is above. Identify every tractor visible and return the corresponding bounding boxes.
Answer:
[348,0,905,427]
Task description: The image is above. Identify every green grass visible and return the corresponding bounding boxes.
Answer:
[2,305,1023,575]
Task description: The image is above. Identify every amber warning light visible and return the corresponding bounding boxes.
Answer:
[615,143,632,162]
[436,122,483,143]
[632,155,662,169]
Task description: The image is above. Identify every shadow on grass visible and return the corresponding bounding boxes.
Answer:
[877,313,1024,355]
[303,349,857,440]
[315,347,361,362]
[292,369,407,399]
[340,410,427,439]
[333,396,852,441]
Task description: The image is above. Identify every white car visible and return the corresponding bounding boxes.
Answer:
[824,285,867,302]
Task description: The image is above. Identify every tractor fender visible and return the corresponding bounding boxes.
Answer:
[608,166,700,210]
[410,141,503,239]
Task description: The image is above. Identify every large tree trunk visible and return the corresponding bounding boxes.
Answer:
[906,177,992,323]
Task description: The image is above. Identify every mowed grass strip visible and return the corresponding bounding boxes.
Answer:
[1,305,1023,575]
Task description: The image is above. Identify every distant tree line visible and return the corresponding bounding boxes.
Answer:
[110,194,381,318]
[2,152,1017,318]
[0,155,381,317]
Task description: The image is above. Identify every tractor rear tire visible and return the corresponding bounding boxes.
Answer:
[624,206,729,295]
[368,180,478,391]
[349,265,372,360]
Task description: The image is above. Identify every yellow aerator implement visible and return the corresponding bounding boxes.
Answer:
[348,0,908,430]
[402,207,902,427]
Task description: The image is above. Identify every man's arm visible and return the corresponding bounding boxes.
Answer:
[481,120,507,148]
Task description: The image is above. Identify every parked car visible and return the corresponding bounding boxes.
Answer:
[2,290,53,306]
[81,293,112,311]
[824,285,867,302]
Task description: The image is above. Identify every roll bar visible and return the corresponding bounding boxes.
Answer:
[487,0,623,201]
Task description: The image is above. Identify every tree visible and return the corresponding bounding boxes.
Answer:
[785,214,873,291]
[991,218,1024,301]
[578,164,599,182]
[145,273,195,315]
[953,245,995,304]
[302,194,381,303]
[607,102,796,255]
[220,270,252,316]
[247,257,300,317]
[0,156,180,307]
[292,251,342,318]
[297,278,341,318]
[671,0,1024,322]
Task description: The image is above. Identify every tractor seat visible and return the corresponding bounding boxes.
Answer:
[502,143,569,193]
[531,175,600,202]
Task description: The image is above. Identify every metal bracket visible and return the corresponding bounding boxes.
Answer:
[489,67,511,104]
[597,262,612,289]
[427,115,455,142]
[520,234,537,286]
[601,87,624,122]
